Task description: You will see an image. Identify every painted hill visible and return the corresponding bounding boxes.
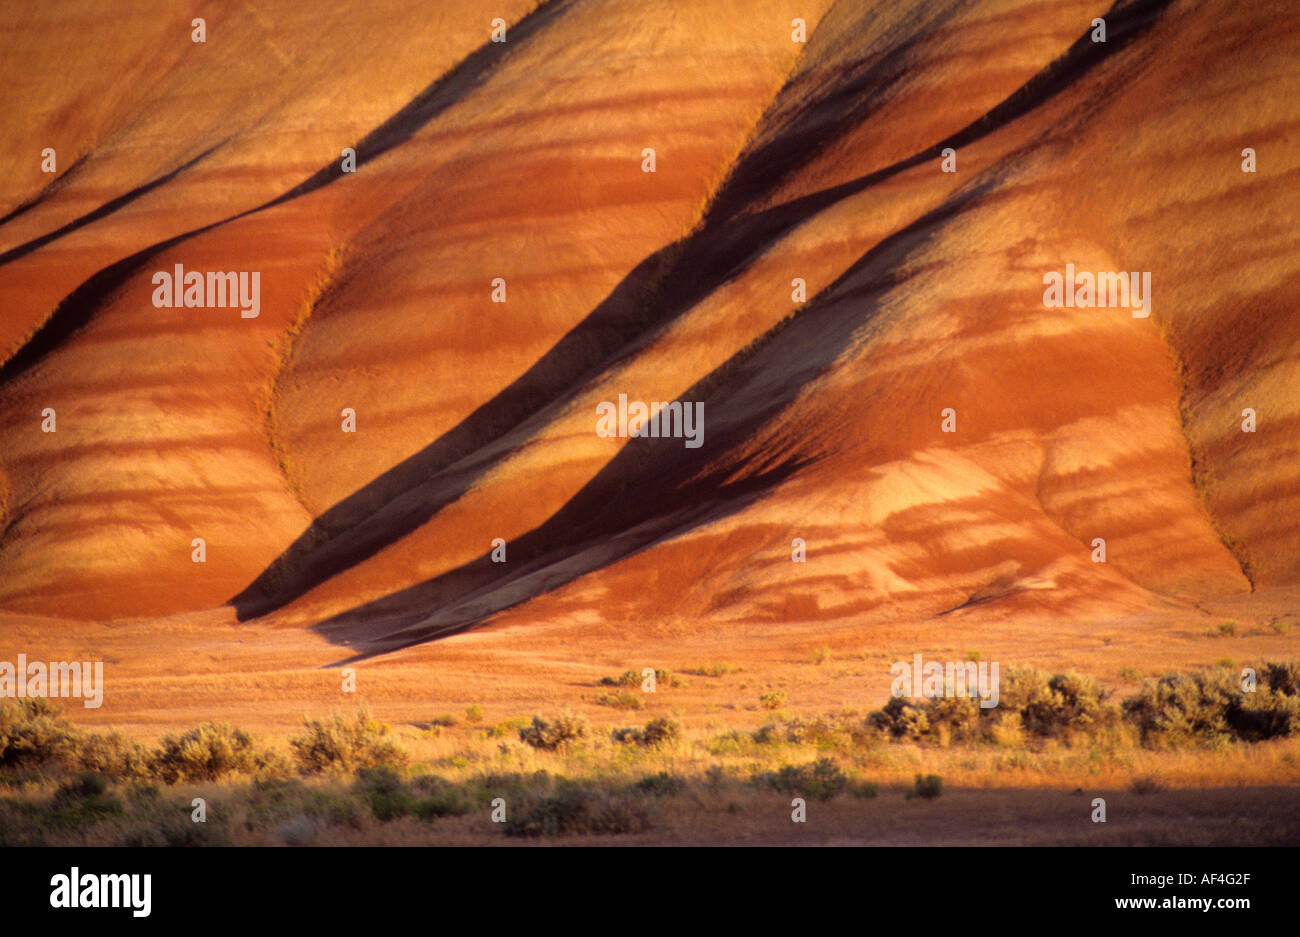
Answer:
[1,0,1296,662]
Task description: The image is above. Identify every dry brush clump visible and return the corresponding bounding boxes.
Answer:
[752,758,847,801]
[518,712,588,750]
[632,772,686,797]
[48,772,124,826]
[595,690,644,710]
[739,712,877,754]
[69,731,152,780]
[1123,661,1300,745]
[599,668,683,688]
[1,771,235,847]
[0,699,79,769]
[867,666,1127,746]
[243,776,365,836]
[1003,669,1123,741]
[502,781,655,837]
[907,774,943,800]
[1,702,405,786]
[152,723,282,784]
[347,766,477,824]
[0,701,283,785]
[863,661,1300,749]
[289,710,409,775]
[612,716,682,748]
[684,662,739,677]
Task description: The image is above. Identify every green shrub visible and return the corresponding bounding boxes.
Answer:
[596,691,644,710]
[354,764,404,793]
[850,780,880,798]
[367,789,415,821]
[600,670,641,687]
[754,758,846,801]
[56,770,109,800]
[152,723,262,783]
[865,662,1300,748]
[908,773,943,799]
[783,713,860,750]
[1123,670,1241,744]
[503,783,653,837]
[519,712,587,751]
[613,716,682,748]
[0,699,78,768]
[759,691,786,710]
[406,774,474,819]
[49,772,124,826]
[702,730,751,756]
[1009,669,1119,739]
[1232,686,1300,741]
[244,776,363,831]
[866,667,1119,745]
[473,770,553,801]
[633,772,685,797]
[921,695,983,744]
[640,716,682,747]
[686,663,737,677]
[1262,661,1300,696]
[117,805,231,846]
[599,668,682,688]
[290,710,408,775]
[1119,666,1300,744]
[70,731,151,780]
[354,765,414,821]
[413,790,473,820]
[867,696,931,740]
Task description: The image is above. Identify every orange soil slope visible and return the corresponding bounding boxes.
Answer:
[0,0,1296,658]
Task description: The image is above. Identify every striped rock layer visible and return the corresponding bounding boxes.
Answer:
[0,0,1296,655]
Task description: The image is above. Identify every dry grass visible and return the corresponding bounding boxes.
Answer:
[4,591,1298,844]
[3,728,1297,844]
[4,655,1299,845]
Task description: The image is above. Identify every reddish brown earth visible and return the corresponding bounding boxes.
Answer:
[0,0,1297,738]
